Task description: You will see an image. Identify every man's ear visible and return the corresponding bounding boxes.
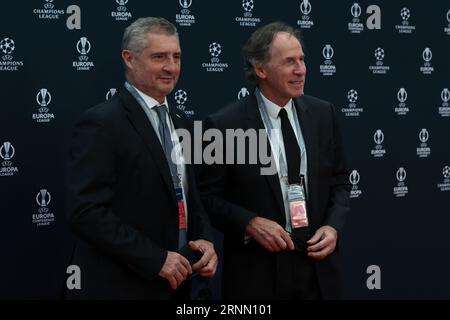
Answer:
[254,64,267,80]
[121,50,134,69]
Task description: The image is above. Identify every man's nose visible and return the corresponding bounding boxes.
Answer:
[163,57,179,72]
[294,62,306,74]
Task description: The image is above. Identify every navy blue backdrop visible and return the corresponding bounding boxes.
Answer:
[1,0,449,299]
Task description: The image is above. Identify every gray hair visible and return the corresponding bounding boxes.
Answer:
[242,21,303,83]
[122,17,178,56]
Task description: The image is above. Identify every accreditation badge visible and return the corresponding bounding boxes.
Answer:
[287,183,309,228]
[175,187,187,230]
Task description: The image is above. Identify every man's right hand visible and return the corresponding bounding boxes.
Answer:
[158,251,192,289]
[245,217,295,252]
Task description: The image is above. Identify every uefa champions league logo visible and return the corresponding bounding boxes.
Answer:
[44,0,55,9]
[209,42,221,62]
[374,47,384,62]
[443,166,450,179]
[370,47,390,74]
[347,89,358,104]
[437,166,450,192]
[202,41,229,72]
[242,0,254,17]
[342,89,363,116]
[174,89,188,106]
[0,38,15,57]
[400,8,410,22]
[173,89,194,116]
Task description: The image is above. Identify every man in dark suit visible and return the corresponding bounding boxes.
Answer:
[200,22,350,299]
[65,17,217,299]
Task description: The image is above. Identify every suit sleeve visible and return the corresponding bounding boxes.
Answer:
[198,116,258,239]
[65,110,167,282]
[323,104,351,237]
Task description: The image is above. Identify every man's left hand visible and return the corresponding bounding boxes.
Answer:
[189,240,218,277]
[306,225,338,260]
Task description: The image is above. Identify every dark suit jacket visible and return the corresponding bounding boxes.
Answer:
[65,87,213,299]
[199,93,351,299]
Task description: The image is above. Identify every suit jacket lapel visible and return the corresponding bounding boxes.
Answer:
[119,88,177,203]
[293,96,318,181]
[245,94,286,220]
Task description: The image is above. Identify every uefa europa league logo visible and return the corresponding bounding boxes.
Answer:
[36,88,51,107]
[0,141,15,160]
[77,37,91,55]
[300,0,311,15]
[351,3,361,18]
[397,88,407,103]
[419,128,429,143]
[396,167,406,182]
[106,88,117,100]
[349,170,360,185]
[36,189,51,207]
[373,129,384,145]
[422,47,432,63]
[238,87,250,100]
[322,44,334,60]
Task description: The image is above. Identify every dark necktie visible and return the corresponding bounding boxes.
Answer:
[278,108,310,249]
[278,108,301,184]
[154,104,187,248]
[154,105,174,170]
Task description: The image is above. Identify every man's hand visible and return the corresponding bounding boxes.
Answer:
[306,225,338,260]
[246,217,295,252]
[158,251,192,289]
[189,240,218,278]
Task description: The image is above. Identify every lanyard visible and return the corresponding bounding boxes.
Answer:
[124,81,181,187]
[255,88,302,182]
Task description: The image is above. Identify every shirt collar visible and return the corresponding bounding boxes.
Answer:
[259,91,293,120]
[132,85,169,111]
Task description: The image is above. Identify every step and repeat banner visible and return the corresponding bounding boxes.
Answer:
[1,0,449,299]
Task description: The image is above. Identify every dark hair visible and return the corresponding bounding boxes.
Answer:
[242,21,303,82]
